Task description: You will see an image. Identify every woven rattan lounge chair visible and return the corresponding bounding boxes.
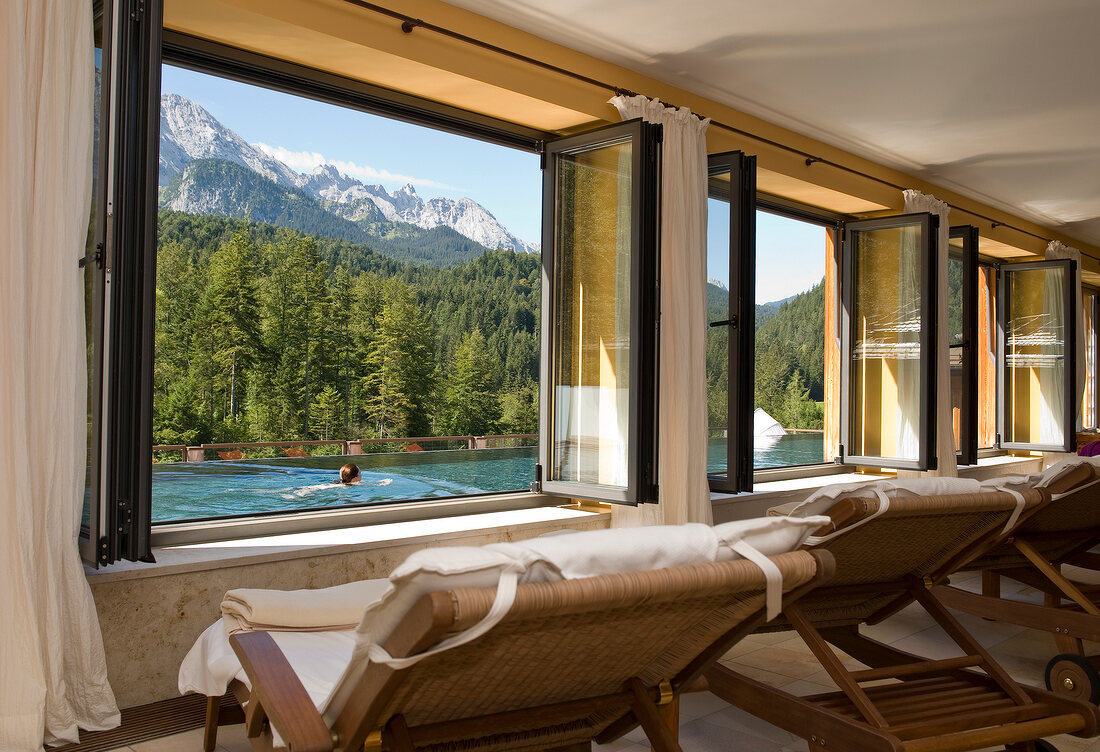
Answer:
[932,460,1100,704]
[706,484,1100,752]
[187,523,835,752]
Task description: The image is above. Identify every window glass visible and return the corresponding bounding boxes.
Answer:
[705,192,730,477]
[1002,264,1072,448]
[152,65,540,522]
[978,263,998,448]
[549,139,633,487]
[753,212,828,468]
[947,246,964,453]
[1084,291,1096,430]
[844,215,934,468]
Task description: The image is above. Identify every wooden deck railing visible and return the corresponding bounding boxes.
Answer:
[151,434,538,462]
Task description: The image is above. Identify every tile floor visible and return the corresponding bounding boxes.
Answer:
[104,571,1100,752]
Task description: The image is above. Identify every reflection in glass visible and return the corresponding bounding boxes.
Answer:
[947,244,964,453]
[978,265,998,448]
[1085,293,1096,429]
[1004,266,1067,446]
[849,225,923,461]
[551,139,632,487]
[705,187,730,477]
[83,43,103,530]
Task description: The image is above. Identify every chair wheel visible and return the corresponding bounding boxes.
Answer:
[1045,653,1100,704]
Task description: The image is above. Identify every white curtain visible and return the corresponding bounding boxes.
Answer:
[608,95,712,526]
[1,3,120,749]
[902,190,957,477]
[1046,240,1085,431]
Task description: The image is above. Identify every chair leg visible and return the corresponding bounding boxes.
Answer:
[651,697,679,752]
[204,696,220,752]
[628,679,683,752]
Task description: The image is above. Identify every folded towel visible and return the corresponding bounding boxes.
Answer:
[221,578,391,635]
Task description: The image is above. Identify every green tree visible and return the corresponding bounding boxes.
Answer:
[362,279,434,437]
[309,385,344,440]
[206,227,261,417]
[439,328,502,435]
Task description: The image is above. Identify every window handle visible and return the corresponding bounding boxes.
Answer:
[709,316,738,328]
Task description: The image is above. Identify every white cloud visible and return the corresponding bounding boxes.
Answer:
[253,142,457,191]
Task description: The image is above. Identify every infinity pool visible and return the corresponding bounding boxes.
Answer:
[151,446,537,522]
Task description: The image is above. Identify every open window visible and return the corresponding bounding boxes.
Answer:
[705,151,756,493]
[538,119,662,504]
[949,225,979,466]
[998,260,1077,452]
[81,0,162,567]
[1083,286,1098,430]
[840,213,938,470]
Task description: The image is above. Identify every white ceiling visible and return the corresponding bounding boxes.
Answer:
[446,0,1100,247]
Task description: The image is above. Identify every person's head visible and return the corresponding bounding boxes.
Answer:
[339,463,361,484]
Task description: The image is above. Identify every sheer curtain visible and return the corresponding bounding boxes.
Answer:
[1046,241,1084,432]
[1,2,120,749]
[609,95,712,526]
[901,190,957,477]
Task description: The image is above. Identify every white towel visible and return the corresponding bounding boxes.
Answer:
[221,578,391,635]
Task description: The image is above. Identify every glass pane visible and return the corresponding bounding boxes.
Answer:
[849,224,923,461]
[705,174,730,477]
[83,34,104,532]
[152,66,541,522]
[755,212,827,468]
[947,243,964,453]
[551,138,632,487]
[978,264,997,448]
[1084,293,1096,429]
[1004,266,1067,445]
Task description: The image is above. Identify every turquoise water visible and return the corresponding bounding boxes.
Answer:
[151,446,537,522]
[152,433,827,522]
[707,433,826,474]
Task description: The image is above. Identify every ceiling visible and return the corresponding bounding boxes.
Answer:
[443,0,1100,248]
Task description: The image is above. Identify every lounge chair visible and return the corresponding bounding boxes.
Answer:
[932,458,1100,704]
[707,479,1100,752]
[217,449,245,460]
[284,446,310,458]
[179,517,835,752]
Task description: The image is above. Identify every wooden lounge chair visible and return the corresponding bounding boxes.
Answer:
[190,531,834,752]
[217,449,245,460]
[283,446,310,458]
[707,485,1100,752]
[932,460,1100,703]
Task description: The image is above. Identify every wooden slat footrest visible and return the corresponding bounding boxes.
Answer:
[850,656,983,683]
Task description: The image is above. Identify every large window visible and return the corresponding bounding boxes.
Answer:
[150,65,544,523]
[999,260,1077,451]
[84,27,661,560]
[840,214,938,470]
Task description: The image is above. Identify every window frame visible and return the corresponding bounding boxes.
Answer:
[949,225,979,466]
[95,25,670,548]
[997,258,1078,453]
[1085,285,1100,430]
[706,151,756,494]
[839,212,939,471]
[537,119,662,505]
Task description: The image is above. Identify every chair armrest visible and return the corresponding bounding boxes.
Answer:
[230,631,333,752]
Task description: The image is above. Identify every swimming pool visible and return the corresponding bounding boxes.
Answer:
[151,446,537,522]
[152,434,828,522]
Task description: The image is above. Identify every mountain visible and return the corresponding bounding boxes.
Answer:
[158,94,539,256]
[704,282,800,329]
[160,159,496,267]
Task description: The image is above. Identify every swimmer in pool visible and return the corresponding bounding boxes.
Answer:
[339,463,361,484]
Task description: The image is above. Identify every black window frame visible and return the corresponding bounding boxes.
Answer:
[1085,286,1100,430]
[839,212,939,471]
[706,151,756,494]
[997,258,1078,453]
[89,20,669,552]
[537,119,662,505]
[949,225,979,466]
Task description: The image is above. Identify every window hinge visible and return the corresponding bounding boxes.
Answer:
[539,149,547,171]
[98,536,110,565]
[835,445,845,464]
[78,242,104,269]
[116,498,133,530]
[530,463,543,493]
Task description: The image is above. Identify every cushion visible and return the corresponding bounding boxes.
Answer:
[781,477,982,519]
[981,456,1100,497]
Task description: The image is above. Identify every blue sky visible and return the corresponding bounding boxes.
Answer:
[161,65,543,245]
[708,204,829,303]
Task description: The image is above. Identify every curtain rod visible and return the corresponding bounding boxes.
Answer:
[341,0,1055,245]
